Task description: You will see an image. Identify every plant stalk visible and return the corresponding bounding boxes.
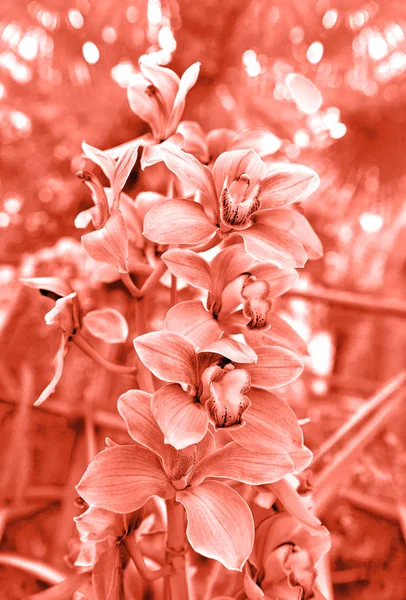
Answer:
[165,498,189,600]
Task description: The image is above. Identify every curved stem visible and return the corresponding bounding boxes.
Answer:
[124,534,173,581]
[165,498,189,600]
[73,333,136,375]
[121,272,141,297]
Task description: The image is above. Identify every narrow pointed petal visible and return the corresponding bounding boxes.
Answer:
[231,128,282,157]
[212,149,266,193]
[139,58,180,115]
[240,220,308,268]
[177,481,254,570]
[20,277,73,299]
[77,445,174,513]
[242,346,304,390]
[190,442,293,487]
[151,383,208,449]
[34,335,68,406]
[92,544,123,600]
[167,62,201,135]
[76,170,110,228]
[246,313,309,355]
[127,75,166,140]
[82,209,129,273]
[199,338,257,364]
[143,199,216,245]
[158,143,217,203]
[177,121,209,163]
[230,388,304,453]
[82,141,115,182]
[112,141,141,203]
[84,308,128,344]
[290,210,324,259]
[162,249,212,291]
[260,164,320,210]
[118,390,176,469]
[269,479,322,529]
[249,264,298,297]
[134,331,198,385]
[166,301,223,348]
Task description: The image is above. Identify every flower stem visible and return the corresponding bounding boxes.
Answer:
[124,534,174,581]
[121,272,141,297]
[73,333,136,375]
[165,498,189,600]
[170,274,178,308]
[139,260,167,297]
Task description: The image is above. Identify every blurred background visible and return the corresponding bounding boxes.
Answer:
[0,0,405,598]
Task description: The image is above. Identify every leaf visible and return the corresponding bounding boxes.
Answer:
[84,308,128,344]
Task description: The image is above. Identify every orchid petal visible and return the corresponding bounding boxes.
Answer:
[118,390,176,469]
[230,388,304,453]
[34,334,68,406]
[83,308,128,344]
[241,346,304,390]
[151,383,208,449]
[190,442,293,487]
[290,446,313,473]
[260,164,320,210]
[76,445,174,513]
[92,543,123,600]
[76,171,110,228]
[134,331,198,386]
[199,338,257,364]
[158,143,217,203]
[212,149,266,194]
[239,216,308,268]
[245,313,309,356]
[231,128,282,157]
[162,249,212,290]
[269,479,322,529]
[177,481,254,570]
[82,141,115,182]
[140,133,184,169]
[127,75,166,140]
[177,121,209,163]
[75,506,126,543]
[289,210,324,259]
[135,190,167,222]
[166,301,223,348]
[249,264,298,297]
[112,141,141,204]
[139,58,180,116]
[20,277,73,299]
[143,199,216,245]
[82,209,129,273]
[167,62,201,135]
[74,208,94,229]
[210,244,255,304]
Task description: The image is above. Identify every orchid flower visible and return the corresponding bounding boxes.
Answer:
[20,277,82,406]
[133,331,307,458]
[162,244,307,353]
[77,391,300,571]
[244,512,331,600]
[143,144,322,266]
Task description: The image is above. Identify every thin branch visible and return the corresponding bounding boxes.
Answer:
[73,333,137,375]
[0,553,65,585]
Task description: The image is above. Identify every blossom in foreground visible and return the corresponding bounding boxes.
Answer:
[20,277,81,406]
[143,145,322,266]
[162,244,306,352]
[77,391,297,570]
[133,331,306,455]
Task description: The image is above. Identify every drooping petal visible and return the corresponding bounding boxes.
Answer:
[249,264,298,297]
[117,389,176,470]
[260,164,320,210]
[82,209,129,273]
[165,301,223,348]
[139,58,180,116]
[212,149,266,194]
[92,544,123,600]
[151,383,208,449]
[245,313,309,356]
[199,338,257,364]
[239,216,308,268]
[133,331,198,386]
[241,346,304,390]
[83,308,128,344]
[177,121,209,163]
[76,445,174,513]
[161,249,212,291]
[34,334,69,406]
[229,388,304,454]
[269,479,322,529]
[76,170,110,228]
[82,141,115,182]
[127,74,166,140]
[75,506,126,543]
[20,277,74,299]
[143,199,216,245]
[190,442,293,487]
[111,141,141,205]
[158,143,217,203]
[231,128,282,157]
[289,210,324,259]
[167,62,201,136]
[177,481,254,570]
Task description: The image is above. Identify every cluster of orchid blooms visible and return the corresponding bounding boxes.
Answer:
[22,58,330,599]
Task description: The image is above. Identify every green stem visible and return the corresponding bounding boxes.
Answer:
[165,498,189,600]
[135,299,155,393]
[73,333,137,375]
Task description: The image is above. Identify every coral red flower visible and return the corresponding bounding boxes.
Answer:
[133,331,306,455]
[143,145,322,266]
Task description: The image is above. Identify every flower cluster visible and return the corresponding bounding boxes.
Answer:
[22,57,329,599]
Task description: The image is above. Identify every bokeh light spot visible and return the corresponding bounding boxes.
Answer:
[322,9,338,29]
[359,212,383,233]
[330,122,347,139]
[68,9,84,29]
[307,41,324,64]
[285,73,322,114]
[82,42,100,64]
